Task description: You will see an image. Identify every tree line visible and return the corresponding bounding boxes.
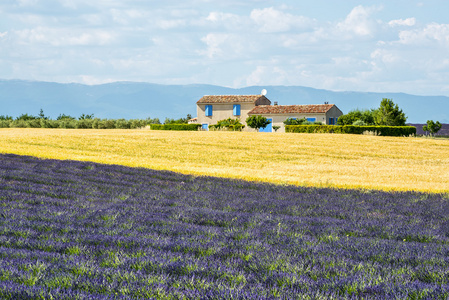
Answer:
[0,110,196,129]
[337,98,407,126]
[338,98,442,135]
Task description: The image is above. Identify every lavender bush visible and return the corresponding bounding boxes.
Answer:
[1,153,449,299]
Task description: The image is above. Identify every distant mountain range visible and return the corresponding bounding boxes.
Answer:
[1,79,448,123]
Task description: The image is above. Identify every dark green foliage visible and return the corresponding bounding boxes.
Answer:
[210,118,245,131]
[286,125,416,136]
[37,109,48,120]
[75,119,95,129]
[246,115,271,130]
[423,120,442,136]
[337,109,375,125]
[78,113,94,120]
[0,120,11,128]
[0,115,13,121]
[150,123,201,131]
[273,125,281,132]
[283,117,321,125]
[284,117,308,125]
[2,118,149,129]
[15,113,37,121]
[56,114,75,120]
[1,110,158,129]
[146,117,161,124]
[164,114,192,124]
[374,98,407,126]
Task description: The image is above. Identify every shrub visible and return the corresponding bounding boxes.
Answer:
[58,119,77,129]
[210,118,245,131]
[75,119,95,129]
[130,119,148,129]
[40,119,59,128]
[246,115,271,131]
[116,119,131,129]
[353,119,366,126]
[0,120,12,128]
[285,125,416,136]
[150,124,201,131]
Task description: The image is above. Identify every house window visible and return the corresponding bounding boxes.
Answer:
[202,123,209,131]
[205,105,213,117]
[233,104,241,116]
[307,118,316,122]
[329,117,334,125]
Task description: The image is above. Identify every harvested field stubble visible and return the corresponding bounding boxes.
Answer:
[0,128,448,192]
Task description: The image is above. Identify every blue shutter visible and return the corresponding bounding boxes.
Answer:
[205,105,212,116]
[307,118,316,122]
[233,104,241,116]
[329,117,333,125]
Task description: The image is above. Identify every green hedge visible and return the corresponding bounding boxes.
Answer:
[149,124,201,131]
[0,119,149,129]
[209,124,245,131]
[285,125,416,136]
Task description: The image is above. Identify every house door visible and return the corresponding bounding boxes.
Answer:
[259,119,272,132]
[202,123,209,131]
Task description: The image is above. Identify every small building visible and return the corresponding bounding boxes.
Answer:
[248,104,343,132]
[196,95,271,131]
[194,94,343,132]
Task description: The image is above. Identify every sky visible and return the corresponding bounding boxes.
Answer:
[1,0,449,96]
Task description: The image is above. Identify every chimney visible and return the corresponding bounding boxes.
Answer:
[274,101,278,106]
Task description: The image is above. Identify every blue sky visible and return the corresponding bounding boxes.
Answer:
[1,0,449,96]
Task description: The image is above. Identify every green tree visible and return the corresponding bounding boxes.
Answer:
[284,117,307,125]
[337,109,375,125]
[79,113,94,120]
[246,115,271,131]
[213,118,244,131]
[373,98,407,126]
[423,120,442,136]
[164,114,193,124]
[0,115,13,120]
[38,109,48,120]
[57,114,75,120]
[16,113,36,121]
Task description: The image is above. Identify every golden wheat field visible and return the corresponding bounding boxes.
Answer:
[1,128,448,192]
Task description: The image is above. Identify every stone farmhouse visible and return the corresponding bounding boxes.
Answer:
[194,94,343,132]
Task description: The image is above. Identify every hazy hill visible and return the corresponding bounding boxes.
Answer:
[1,79,448,123]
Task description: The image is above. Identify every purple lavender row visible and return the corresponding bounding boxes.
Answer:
[1,153,449,299]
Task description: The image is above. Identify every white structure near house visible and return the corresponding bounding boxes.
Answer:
[195,94,343,132]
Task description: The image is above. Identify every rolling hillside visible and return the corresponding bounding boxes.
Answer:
[1,79,448,123]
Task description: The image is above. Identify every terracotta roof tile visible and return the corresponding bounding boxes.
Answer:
[248,104,335,115]
[197,95,269,104]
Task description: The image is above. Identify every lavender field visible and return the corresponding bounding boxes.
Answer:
[1,153,449,299]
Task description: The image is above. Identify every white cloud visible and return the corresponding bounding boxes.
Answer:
[370,49,399,64]
[337,5,382,37]
[397,23,449,46]
[1,1,449,96]
[389,18,416,27]
[200,33,241,59]
[14,27,116,46]
[250,7,313,33]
